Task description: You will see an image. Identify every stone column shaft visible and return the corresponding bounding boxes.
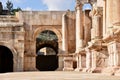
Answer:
[84,10,91,45]
[106,0,113,33]
[91,16,101,39]
[86,50,91,69]
[103,0,106,37]
[78,54,82,68]
[112,0,120,26]
[76,4,84,53]
[91,50,96,68]
[94,16,101,39]
[75,54,82,71]
[62,14,68,53]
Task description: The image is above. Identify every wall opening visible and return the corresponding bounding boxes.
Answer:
[0,45,13,73]
[36,30,58,71]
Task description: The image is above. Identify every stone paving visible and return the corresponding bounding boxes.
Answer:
[0,71,120,80]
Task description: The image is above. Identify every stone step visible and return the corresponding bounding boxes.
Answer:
[0,15,19,22]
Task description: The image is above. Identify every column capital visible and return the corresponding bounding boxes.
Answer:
[75,0,83,10]
[91,5,103,17]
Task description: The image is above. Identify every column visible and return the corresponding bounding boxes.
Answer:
[106,0,113,34]
[84,10,91,46]
[112,0,120,26]
[75,3,84,53]
[103,0,106,37]
[78,54,82,69]
[86,49,91,69]
[91,50,96,69]
[117,43,120,66]
[94,16,101,39]
[113,42,120,67]
[62,13,68,53]
[75,54,82,71]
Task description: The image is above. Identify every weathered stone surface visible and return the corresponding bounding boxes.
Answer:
[0,0,120,76]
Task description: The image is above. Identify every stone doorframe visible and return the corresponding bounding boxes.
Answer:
[0,41,18,72]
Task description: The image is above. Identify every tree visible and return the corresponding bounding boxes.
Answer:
[6,0,13,14]
[12,7,22,15]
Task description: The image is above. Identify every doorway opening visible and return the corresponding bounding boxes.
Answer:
[0,45,13,73]
[36,30,58,71]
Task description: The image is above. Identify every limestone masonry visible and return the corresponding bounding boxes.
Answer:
[0,0,120,75]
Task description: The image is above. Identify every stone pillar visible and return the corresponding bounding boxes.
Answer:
[62,13,68,53]
[112,0,120,27]
[75,54,82,71]
[24,55,36,71]
[17,41,24,72]
[91,6,103,40]
[86,49,91,69]
[106,0,113,34]
[83,10,92,46]
[24,41,37,71]
[91,16,101,39]
[91,50,97,69]
[112,42,120,75]
[95,16,102,39]
[116,43,120,66]
[75,3,84,53]
[103,0,106,37]
[92,6,103,40]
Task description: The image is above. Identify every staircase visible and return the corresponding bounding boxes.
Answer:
[0,15,19,22]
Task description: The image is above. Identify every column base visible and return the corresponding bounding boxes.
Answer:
[74,68,82,72]
[63,68,74,71]
[82,68,91,72]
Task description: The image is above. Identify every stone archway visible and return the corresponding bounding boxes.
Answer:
[33,27,62,41]
[33,27,62,53]
[35,30,59,71]
[0,42,17,72]
[0,45,13,73]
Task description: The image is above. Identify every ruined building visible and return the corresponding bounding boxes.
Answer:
[0,0,120,75]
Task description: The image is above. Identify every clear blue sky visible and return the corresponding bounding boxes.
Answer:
[0,0,76,11]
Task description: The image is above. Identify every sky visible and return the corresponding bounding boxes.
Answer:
[0,0,76,11]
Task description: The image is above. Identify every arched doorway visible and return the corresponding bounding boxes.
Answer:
[36,30,58,71]
[0,45,13,73]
